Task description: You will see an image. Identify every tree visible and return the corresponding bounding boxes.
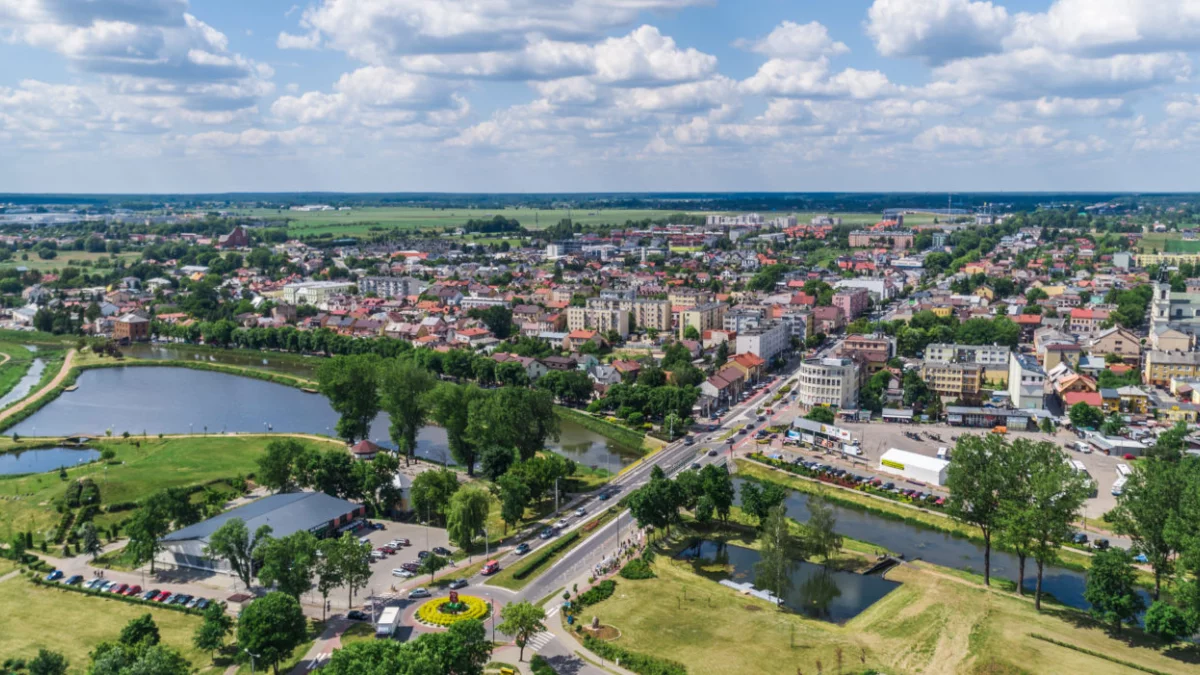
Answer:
[255,438,307,493]
[945,433,1011,587]
[124,494,172,573]
[330,532,372,611]
[628,467,683,536]
[89,643,189,675]
[804,406,836,424]
[496,472,531,535]
[1068,402,1105,430]
[1101,413,1126,437]
[740,480,787,527]
[119,614,161,647]
[1144,601,1192,643]
[419,552,450,582]
[715,341,729,368]
[27,649,68,675]
[322,620,490,674]
[1110,458,1183,599]
[237,592,310,674]
[427,383,483,474]
[467,388,559,462]
[193,602,233,663]
[467,305,514,339]
[700,464,734,523]
[80,522,102,560]
[1084,549,1145,633]
[1023,444,1091,610]
[498,601,546,662]
[317,354,382,443]
[314,538,346,622]
[256,531,319,601]
[683,324,700,340]
[804,491,842,564]
[379,360,436,465]
[754,503,799,607]
[358,451,403,517]
[446,487,491,549]
[204,517,273,591]
[410,468,460,525]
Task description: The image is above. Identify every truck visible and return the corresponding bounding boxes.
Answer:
[375,606,401,639]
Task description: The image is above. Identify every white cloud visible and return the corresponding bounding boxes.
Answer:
[866,0,1010,64]
[736,21,848,60]
[271,66,464,130]
[913,124,988,149]
[1166,95,1200,118]
[183,126,327,153]
[277,30,321,50]
[742,59,896,100]
[1006,0,1200,55]
[995,96,1128,120]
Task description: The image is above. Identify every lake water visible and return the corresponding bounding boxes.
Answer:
[0,356,46,410]
[0,447,101,475]
[677,538,900,623]
[122,343,318,378]
[733,478,1152,617]
[9,366,642,469]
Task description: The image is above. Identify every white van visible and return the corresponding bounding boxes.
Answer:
[1074,441,1092,454]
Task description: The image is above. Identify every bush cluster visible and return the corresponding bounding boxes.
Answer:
[576,580,616,608]
[619,557,655,580]
[581,635,687,675]
[530,655,557,675]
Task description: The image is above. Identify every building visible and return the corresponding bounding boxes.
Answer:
[735,321,789,362]
[1008,353,1046,409]
[1144,350,1200,386]
[945,406,1041,430]
[920,362,985,403]
[667,289,714,308]
[796,357,861,409]
[460,296,510,310]
[1068,308,1110,337]
[566,305,631,338]
[838,334,894,373]
[358,276,427,298]
[113,313,150,343]
[834,278,897,302]
[1087,327,1141,364]
[216,225,249,249]
[586,297,671,332]
[1151,326,1194,352]
[728,352,767,382]
[282,281,355,305]
[723,308,764,333]
[678,302,725,340]
[878,448,950,486]
[924,343,1010,366]
[788,417,855,452]
[158,492,366,574]
[811,306,845,334]
[700,364,746,406]
[832,287,870,321]
[848,230,914,250]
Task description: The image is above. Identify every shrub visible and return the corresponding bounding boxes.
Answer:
[576,580,616,608]
[530,655,557,675]
[415,595,491,626]
[619,558,655,580]
[582,635,686,675]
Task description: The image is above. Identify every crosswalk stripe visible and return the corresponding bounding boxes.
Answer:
[526,632,554,651]
[545,604,561,617]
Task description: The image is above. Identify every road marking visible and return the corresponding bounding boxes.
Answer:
[527,631,554,652]
[546,604,561,617]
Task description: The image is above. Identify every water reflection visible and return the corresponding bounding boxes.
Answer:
[0,447,101,475]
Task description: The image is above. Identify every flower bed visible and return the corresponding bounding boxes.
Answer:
[415,595,491,627]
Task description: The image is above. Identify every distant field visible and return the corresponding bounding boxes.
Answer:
[239,207,694,236]
[0,250,139,273]
[1139,232,1180,253]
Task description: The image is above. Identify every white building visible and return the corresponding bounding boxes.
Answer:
[796,357,861,409]
[924,343,1011,366]
[834,278,897,302]
[282,281,355,305]
[1008,353,1046,410]
[735,321,789,362]
[878,448,950,486]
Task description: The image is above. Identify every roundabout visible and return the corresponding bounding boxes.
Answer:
[415,592,492,628]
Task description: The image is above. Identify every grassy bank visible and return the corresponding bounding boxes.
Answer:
[583,536,1196,675]
[0,342,34,401]
[0,574,205,669]
[554,406,648,452]
[0,435,343,539]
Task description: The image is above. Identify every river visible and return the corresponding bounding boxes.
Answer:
[7,366,642,469]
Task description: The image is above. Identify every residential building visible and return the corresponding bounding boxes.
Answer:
[586,297,671,333]
[920,362,985,404]
[723,308,764,333]
[811,306,845,334]
[1008,353,1046,409]
[282,281,355,305]
[832,287,870,321]
[735,321,789,362]
[566,305,630,338]
[728,352,767,382]
[1144,350,1200,386]
[848,230,914,250]
[1151,326,1194,352]
[834,278,897,302]
[1087,327,1142,364]
[796,357,861,409]
[700,365,746,406]
[667,289,713,308]
[1068,308,1110,337]
[113,313,150,343]
[924,343,1010,366]
[678,302,725,340]
[838,334,894,373]
[358,276,427,298]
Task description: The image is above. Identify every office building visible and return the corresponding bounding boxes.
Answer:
[796,357,861,409]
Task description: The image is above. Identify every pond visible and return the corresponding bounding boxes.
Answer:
[0,356,46,410]
[733,478,1153,617]
[9,367,642,469]
[676,539,900,623]
[122,343,318,378]
[0,447,101,476]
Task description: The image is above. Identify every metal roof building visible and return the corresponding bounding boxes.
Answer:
[158,492,365,574]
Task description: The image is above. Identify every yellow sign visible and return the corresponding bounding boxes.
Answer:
[881,459,906,470]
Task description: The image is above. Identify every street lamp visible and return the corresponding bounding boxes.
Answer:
[243,649,261,675]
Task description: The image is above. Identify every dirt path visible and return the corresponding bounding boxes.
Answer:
[0,349,74,425]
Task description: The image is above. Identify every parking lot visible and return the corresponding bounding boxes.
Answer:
[351,521,460,606]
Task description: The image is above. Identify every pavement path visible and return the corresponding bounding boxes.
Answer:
[0,348,74,424]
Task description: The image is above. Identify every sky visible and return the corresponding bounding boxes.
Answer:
[2,0,1200,194]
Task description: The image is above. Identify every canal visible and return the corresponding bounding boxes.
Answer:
[8,366,642,469]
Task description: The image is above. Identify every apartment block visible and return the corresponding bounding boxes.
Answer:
[735,321,790,362]
[357,276,427,299]
[832,287,870,321]
[1008,353,1046,410]
[585,297,672,332]
[566,305,630,338]
[797,357,861,409]
[920,362,985,403]
[678,302,725,340]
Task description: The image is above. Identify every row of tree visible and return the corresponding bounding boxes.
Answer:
[255,439,403,514]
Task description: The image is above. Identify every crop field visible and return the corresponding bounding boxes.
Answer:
[0,250,140,273]
[239,207,694,236]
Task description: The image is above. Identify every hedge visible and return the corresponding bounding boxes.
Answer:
[512,531,581,581]
[619,557,655,580]
[28,575,208,616]
[576,580,615,608]
[581,635,687,675]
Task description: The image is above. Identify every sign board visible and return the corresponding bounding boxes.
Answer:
[881,459,905,470]
[819,424,853,441]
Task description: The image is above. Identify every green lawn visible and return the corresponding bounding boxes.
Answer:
[0,342,34,401]
[0,250,140,273]
[0,574,206,670]
[0,435,343,540]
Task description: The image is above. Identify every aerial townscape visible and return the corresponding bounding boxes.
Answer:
[5,1,1200,675]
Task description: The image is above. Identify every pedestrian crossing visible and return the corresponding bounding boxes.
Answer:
[526,631,554,652]
[545,604,561,618]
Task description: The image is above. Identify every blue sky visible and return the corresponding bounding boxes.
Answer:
[1,0,1199,193]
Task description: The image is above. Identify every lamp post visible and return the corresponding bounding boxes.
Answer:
[243,649,261,675]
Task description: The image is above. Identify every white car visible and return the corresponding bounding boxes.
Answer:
[409,587,431,599]
[555,519,570,530]
[391,568,414,578]
[574,508,586,517]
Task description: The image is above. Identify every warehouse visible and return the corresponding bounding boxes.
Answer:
[878,448,951,487]
[158,492,366,574]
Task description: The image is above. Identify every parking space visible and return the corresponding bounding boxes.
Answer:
[355,521,459,602]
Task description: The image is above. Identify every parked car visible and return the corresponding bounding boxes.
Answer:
[392,568,415,578]
[154,591,172,603]
[172,594,192,606]
[432,546,452,556]
[408,588,431,599]
[515,543,531,555]
[124,585,141,596]
[186,597,203,609]
[1092,538,1110,551]
[111,583,129,595]
[416,550,430,559]
[378,546,396,554]
[1072,533,1089,545]
[401,562,420,572]
[1122,454,1137,460]
[347,610,369,621]
[83,579,103,590]
[141,589,160,600]
[447,579,468,590]
[64,575,83,586]
[45,570,63,582]
[195,599,211,611]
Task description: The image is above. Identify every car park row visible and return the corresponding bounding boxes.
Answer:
[43,569,214,610]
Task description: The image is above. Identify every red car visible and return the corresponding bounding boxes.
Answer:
[124,585,142,596]
[155,591,172,603]
[379,546,396,554]
[1122,454,1137,460]
[110,583,129,595]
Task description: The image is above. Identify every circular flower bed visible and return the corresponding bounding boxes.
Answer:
[416,595,491,627]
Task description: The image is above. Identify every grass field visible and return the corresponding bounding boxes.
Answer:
[0,435,344,539]
[0,342,34,400]
[585,536,1197,675]
[0,574,206,669]
[0,250,140,273]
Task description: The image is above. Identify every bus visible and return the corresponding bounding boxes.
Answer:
[1116,464,1132,478]
[1069,460,1088,475]
[1112,476,1128,496]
